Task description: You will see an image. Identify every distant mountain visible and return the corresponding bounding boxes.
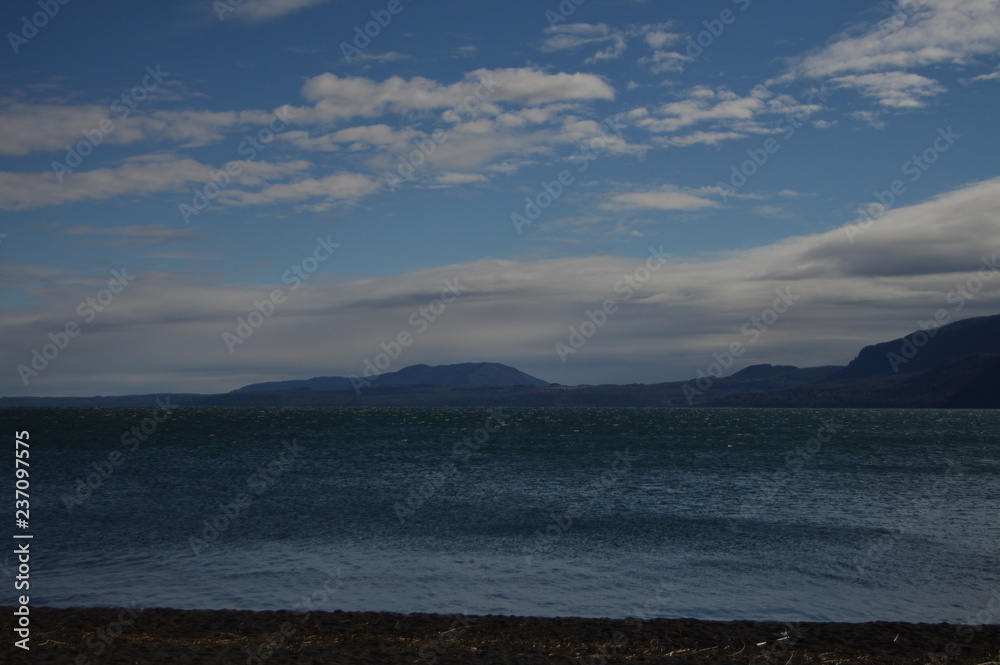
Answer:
[232,362,550,393]
[363,362,551,388]
[230,376,354,393]
[728,364,800,379]
[704,364,844,394]
[828,313,1000,382]
[705,314,1000,408]
[937,354,1000,408]
[5,316,1000,409]
[711,353,1000,409]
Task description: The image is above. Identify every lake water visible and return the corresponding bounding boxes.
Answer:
[8,406,1000,623]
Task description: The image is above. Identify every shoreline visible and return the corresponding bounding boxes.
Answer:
[3,607,999,663]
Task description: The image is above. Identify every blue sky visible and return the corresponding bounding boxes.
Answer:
[2,0,1000,396]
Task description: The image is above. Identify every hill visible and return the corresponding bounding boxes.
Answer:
[828,313,1000,381]
[5,315,1000,408]
[232,362,551,393]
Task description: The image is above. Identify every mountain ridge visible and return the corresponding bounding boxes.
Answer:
[4,313,1000,408]
[231,362,551,393]
[828,313,1000,382]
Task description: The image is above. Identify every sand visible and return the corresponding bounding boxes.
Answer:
[2,607,999,664]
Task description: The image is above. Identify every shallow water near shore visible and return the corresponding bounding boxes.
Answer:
[15,407,1000,623]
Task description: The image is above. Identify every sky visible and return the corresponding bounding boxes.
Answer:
[1,0,999,396]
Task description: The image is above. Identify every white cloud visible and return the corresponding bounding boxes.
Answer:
[644,30,676,49]
[0,68,625,208]
[64,224,196,246]
[603,186,720,212]
[628,85,820,146]
[774,0,1000,116]
[143,109,277,147]
[495,103,576,128]
[0,103,109,155]
[5,177,1000,394]
[0,155,207,210]
[539,23,618,53]
[0,103,278,156]
[637,49,687,74]
[849,110,886,129]
[643,86,766,131]
[292,68,614,123]
[397,127,555,172]
[216,172,380,210]
[285,123,568,180]
[433,172,489,186]
[653,130,746,148]
[557,116,649,158]
[830,72,946,108]
[347,51,412,64]
[0,153,314,211]
[492,68,615,105]
[279,124,421,152]
[225,0,331,21]
[782,0,1000,80]
[753,205,793,218]
[540,22,683,70]
[284,104,647,182]
[963,66,1000,83]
